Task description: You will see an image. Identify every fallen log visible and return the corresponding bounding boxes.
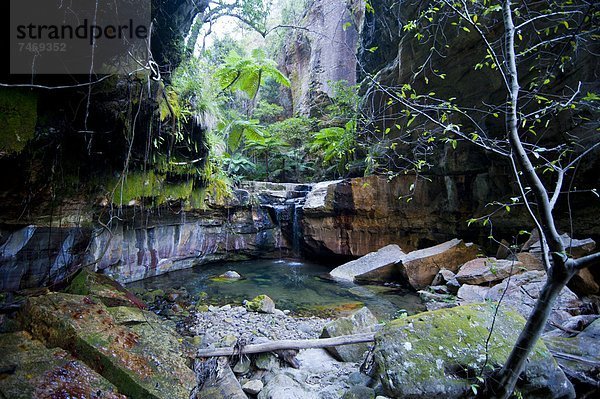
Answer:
[196,332,375,358]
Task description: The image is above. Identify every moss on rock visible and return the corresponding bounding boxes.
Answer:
[18,292,196,399]
[374,303,574,398]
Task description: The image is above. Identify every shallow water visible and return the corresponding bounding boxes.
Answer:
[127,258,425,320]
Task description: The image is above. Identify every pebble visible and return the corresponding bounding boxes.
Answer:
[242,379,264,395]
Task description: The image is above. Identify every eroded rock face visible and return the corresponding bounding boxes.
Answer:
[373,304,575,399]
[301,175,495,258]
[283,0,362,115]
[0,225,90,291]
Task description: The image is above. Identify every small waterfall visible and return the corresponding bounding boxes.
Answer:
[291,201,303,258]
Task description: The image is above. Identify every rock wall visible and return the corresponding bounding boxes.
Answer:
[301,175,528,257]
[0,182,311,289]
[283,0,363,115]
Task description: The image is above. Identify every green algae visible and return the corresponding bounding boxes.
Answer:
[0,88,37,154]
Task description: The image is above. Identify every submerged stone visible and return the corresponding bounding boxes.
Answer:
[18,292,195,399]
[0,331,125,399]
[373,303,574,399]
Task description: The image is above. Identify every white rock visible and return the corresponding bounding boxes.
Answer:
[242,379,264,395]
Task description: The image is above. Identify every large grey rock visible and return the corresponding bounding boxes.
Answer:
[455,257,524,285]
[258,373,318,399]
[242,379,264,395]
[343,386,376,399]
[198,357,247,399]
[320,307,378,362]
[330,245,405,282]
[373,304,574,399]
[457,284,490,304]
[484,271,584,326]
[543,319,600,395]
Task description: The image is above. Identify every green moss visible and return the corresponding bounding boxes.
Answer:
[0,88,37,154]
[376,303,550,392]
[108,170,207,208]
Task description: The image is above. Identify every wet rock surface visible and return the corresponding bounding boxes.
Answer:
[18,292,196,399]
[0,331,125,399]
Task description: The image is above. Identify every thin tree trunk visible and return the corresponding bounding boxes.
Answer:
[489,277,568,398]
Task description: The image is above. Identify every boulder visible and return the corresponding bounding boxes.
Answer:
[343,386,376,399]
[66,268,147,309]
[484,271,584,326]
[320,307,378,362]
[197,357,247,399]
[244,294,276,314]
[220,270,242,279]
[520,231,598,295]
[0,331,125,399]
[431,268,456,286]
[18,293,196,399]
[457,284,490,304]
[330,245,405,282]
[569,268,600,296]
[455,257,524,285]
[242,379,264,395]
[397,239,478,290]
[258,373,318,399]
[373,304,574,399]
[543,319,600,395]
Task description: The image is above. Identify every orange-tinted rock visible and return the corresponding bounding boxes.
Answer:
[455,257,524,285]
[302,175,509,258]
[398,239,478,290]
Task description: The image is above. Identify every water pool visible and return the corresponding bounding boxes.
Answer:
[127,258,425,320]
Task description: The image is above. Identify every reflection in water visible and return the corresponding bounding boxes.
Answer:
[127,259,425,320]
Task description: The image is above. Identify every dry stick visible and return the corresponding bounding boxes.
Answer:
[196,333,375,358]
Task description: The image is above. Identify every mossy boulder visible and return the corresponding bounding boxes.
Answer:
[0,88,37,154]
[65,268,147,309]
[18,292,195,399]
[373,303,574,398]
[0,331,124,398]
[320,306,378,362]
[244,294,276,313]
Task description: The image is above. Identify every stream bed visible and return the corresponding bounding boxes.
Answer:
[127,258,425,320]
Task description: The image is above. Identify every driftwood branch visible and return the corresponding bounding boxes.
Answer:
[196,333,375,358]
